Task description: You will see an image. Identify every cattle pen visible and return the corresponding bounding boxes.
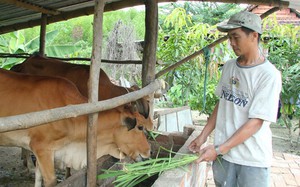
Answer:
[0,0,298,187]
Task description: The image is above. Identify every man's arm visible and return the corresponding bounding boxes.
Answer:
[195,118,263,163]
[218,118,263,155]
[188,102,219,152]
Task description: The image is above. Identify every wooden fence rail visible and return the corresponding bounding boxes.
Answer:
[0,79,164,133]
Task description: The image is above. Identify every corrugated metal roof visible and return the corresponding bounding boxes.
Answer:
[0,0,95,34]
[0,0,138,34]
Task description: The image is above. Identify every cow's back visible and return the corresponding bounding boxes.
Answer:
[0,68,88,146]
[11,56,91,98]
[0,68,86,116]
[12,56,129,98]
[11,55,151,125]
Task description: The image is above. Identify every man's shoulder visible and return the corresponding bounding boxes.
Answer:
[261,60,281,76]
[222,59,236,69]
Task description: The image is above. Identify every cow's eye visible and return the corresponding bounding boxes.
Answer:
[138,125,144,131]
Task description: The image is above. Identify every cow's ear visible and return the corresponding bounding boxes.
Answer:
[135,99,149,119]
[124,117,136,131]
[124,103,138,113]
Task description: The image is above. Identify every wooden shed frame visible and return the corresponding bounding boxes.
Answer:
[0,0,298,186]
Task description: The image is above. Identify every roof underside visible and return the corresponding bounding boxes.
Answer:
[0,0,299,35]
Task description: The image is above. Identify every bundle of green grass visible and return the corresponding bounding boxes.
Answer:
[98,147,198,187]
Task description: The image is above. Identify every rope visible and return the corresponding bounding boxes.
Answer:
[202,47,211,112]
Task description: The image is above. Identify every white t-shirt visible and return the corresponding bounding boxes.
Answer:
[215,59,282,168]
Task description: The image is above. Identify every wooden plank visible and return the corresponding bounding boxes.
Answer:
[56,155,118,187]
[154,106,190,117]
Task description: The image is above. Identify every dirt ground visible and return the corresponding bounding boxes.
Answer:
[0,112,299,187]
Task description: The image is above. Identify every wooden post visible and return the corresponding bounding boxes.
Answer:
[142,0,158,118]
[87,0,104,186]
[142,0,158,87]
[39,14,47,56]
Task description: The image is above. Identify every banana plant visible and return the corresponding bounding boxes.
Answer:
[0,30,82,69]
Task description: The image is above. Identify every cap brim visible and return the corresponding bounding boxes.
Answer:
[217,24,241,32]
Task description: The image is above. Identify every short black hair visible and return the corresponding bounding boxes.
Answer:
[241,27,261,43]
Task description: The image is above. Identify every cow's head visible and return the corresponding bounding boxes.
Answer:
[129,85,150,116]
[122,101,153,131]
[97,104,152,161]
[113,118,151,161]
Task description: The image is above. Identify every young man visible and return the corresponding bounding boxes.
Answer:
[188,11,282,186]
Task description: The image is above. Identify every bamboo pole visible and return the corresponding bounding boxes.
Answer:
[87,0,104,186]
[155,7,280,78]
[0,79,164,133]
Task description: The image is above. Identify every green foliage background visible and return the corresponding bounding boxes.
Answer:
[262,15,300,132]
[0,2,299,120]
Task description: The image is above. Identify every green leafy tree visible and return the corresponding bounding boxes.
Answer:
[157,7,237,115]
[159,2,242,25]
[262,15,300,138]
[104,9,145,40]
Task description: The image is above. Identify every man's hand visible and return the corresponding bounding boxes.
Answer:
[195,145,218,163]
[188,139,202,153]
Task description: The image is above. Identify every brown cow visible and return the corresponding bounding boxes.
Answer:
[10,55,152,129]
[11,55,154,175]
[0,68,151,187]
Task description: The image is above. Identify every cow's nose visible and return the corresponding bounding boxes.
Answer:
[135,155,144,162]
[141,157,150,161]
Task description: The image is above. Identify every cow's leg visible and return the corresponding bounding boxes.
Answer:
[23,149,36,173]
[34,161,43,187]
[31,143,56,187]
[65,167,71,178]
[21,148,27,166]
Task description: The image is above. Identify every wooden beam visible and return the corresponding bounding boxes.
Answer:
[104,0,176,12]
[0,79,164,133]
[1,0,60,15]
